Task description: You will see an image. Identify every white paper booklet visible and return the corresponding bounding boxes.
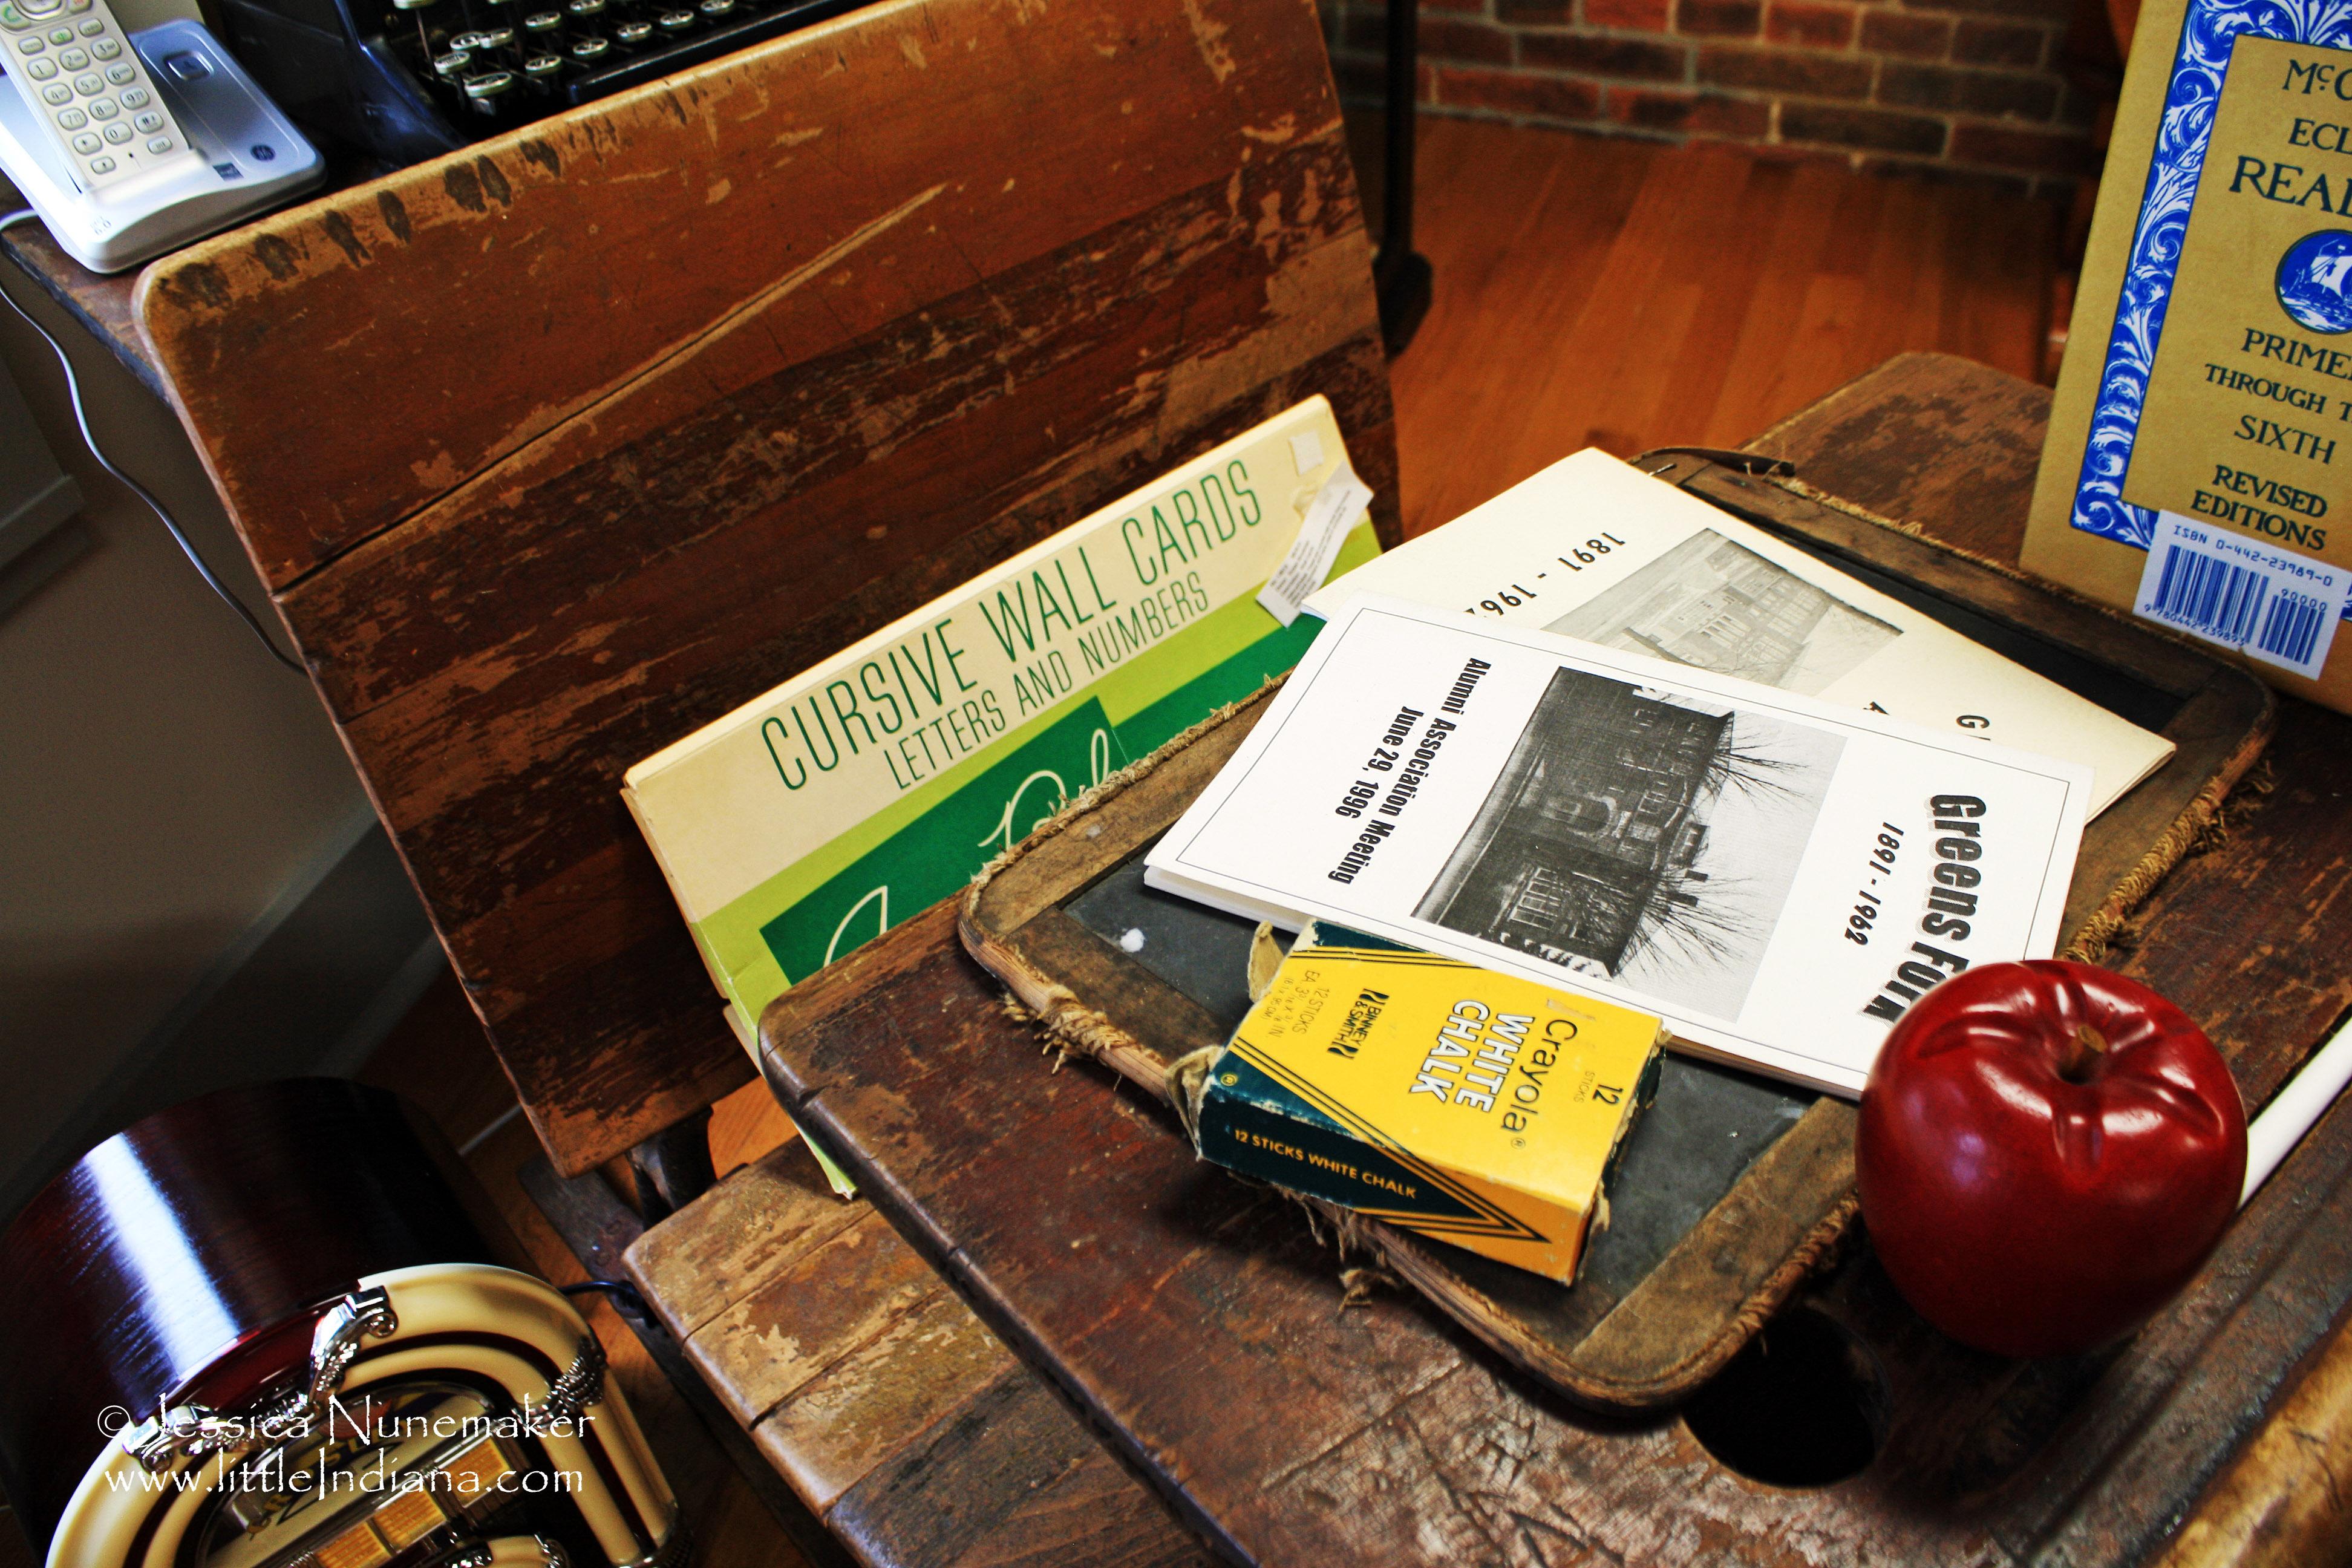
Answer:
[1145,596,2091,1096]
[1301,449,2172,817]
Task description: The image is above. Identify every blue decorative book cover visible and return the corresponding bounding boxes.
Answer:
[2027,0,2352,705]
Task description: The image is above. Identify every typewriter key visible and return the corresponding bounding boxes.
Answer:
[475,24,516,47]
[462,67,515,111]
[431,45,472,75]
[656,8,694,31]
[389,0,433,53]
[698,0,734,16]
[612,17,652,42]
[523,49,561,79]
[522,10,561,33]
[566,0,605,18]
[569,33,609,57]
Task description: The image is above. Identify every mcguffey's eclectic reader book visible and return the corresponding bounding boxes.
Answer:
[2027,0,2352,711]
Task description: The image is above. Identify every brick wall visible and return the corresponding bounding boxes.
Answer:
[1325,0,2106,195]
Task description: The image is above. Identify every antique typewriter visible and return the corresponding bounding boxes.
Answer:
[214,0,859,166]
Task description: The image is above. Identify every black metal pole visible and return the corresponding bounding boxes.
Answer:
[1376,0,1432,354]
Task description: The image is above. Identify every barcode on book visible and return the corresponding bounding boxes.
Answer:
[2134,514,2350,681]
[2148,546,2326,660]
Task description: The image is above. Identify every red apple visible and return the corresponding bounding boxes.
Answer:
[1856,959,2246,1359]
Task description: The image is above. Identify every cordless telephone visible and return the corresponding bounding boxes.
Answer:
[0,14,321,272]
[0,0,198,195]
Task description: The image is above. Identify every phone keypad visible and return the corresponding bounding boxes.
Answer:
[3,0,190,189]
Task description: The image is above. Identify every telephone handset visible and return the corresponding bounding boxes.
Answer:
[0,10,321,273]
[1,0,198,191]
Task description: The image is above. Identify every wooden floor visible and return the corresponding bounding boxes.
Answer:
[1383,119,2054,540]
[0,119,2057,1568]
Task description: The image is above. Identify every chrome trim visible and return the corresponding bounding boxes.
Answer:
[305,1286,400,1412]
[617,1523,691,1568]
[526,1337,606,1432]
[123,1287,399,1472]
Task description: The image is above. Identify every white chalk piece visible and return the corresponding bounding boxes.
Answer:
[1256,463,1373,627]
[2242,1011,2352,1206]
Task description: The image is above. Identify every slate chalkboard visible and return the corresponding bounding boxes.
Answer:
[961,455,2272,1408]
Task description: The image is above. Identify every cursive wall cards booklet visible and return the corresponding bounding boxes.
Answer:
[625,397,1378,1058]
[1145,596,2091,1096]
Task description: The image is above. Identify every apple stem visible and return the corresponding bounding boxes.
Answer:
[2060,1024,2108,1083]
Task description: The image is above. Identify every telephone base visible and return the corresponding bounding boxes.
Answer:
[0,19,321,275]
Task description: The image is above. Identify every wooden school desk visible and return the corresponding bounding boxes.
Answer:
[705,354,2352,1568]
[13,5,2348,1552]
[2,0,1395,1554]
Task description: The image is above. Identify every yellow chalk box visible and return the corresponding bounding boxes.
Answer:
[1192,923,1664,1282]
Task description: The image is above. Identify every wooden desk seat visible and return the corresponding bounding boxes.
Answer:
[625,1141,1210,1565]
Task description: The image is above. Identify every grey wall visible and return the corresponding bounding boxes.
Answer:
[0,187,442,1217]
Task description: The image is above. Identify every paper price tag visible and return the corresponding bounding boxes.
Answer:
[1257,463,1373,627]
[2133,512,2352,681]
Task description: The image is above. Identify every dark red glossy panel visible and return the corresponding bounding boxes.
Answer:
[0,1079,494,1544]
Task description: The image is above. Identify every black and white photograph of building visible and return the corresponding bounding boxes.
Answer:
[1546,530,1899,695]
[1414,667,1843,1017]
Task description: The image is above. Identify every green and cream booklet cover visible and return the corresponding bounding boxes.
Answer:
[625,397,1379,1056]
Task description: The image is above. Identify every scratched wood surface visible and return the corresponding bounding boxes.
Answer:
[623,1137,1214,1567]
[125,0,1398,1175]
[755,357,2352,1566]
[1747,350,2057,561]
[0,222,157,395]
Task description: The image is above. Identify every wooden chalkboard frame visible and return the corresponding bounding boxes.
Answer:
[961,455,2274,1410]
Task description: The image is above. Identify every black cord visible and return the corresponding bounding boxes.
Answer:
[559,1279,650,1315]
[0,209,304,673]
